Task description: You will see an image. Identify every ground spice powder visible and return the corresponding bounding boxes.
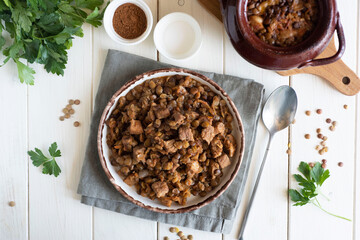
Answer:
[113,3,147,39]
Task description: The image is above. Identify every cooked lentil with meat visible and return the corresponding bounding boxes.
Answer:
[106,75,237,207]
[247,0,319,47]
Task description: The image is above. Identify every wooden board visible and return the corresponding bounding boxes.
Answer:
[198,0,360,96]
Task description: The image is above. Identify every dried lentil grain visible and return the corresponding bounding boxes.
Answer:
[315,145,321,150]
[69,109,75,114]
[320,141,326,146]
[344,104,348,109]
[338,162,344,167]
[74,121,80,127]
[305,134,310,139]
[322,159,327,164]
[316,109,322,114]
[326,118,331,123]
[321,163,327,168]
[66,104,72,110]
[188,235,194,240]
[178,231,184,237]
[316,128,321,133]
[322,136,328,141]
[170,227,177,233]
[65,114,71,119]
[305,110,311,116]
[59,116,65,121]
[62,108,69,114]
[74,99,81,105]
[286,149,291,155]
[69,99,74,105]
[317,134,323,139]
[164,237,169,240]
[309,162,315,168]
[332,121,337,126]
[8,201,15,207]
[329,126,335,131]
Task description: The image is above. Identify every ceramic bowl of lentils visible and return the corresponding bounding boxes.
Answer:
[103,0,153,45]
[220,0,346,70]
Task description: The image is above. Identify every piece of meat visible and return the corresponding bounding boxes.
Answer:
[217,154,231,169]
[187,161,201,173]
[127,103,140,119]
[124,173,139,186]
[185,111,199,121]
[121,135,138,152]
[132,145,146,163]
[145,110,155,123]
[151,181,169,198]
[173,112,185,126]
[209,161,220,176]
[159,197,172,207]
[211,136,223,158]
[164,139,177,154]
[155,106,170,119]
[214,122,225,136]
[179,126,194,142]
[224,134,236,157]
[201,126,215,144]
[129,119,143,135]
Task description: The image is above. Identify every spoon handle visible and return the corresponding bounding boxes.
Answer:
[239,134,273,240]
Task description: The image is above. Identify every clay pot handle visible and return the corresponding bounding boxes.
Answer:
[299,12,345,69]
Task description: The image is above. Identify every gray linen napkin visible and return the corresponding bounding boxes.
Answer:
[77,50,264,234]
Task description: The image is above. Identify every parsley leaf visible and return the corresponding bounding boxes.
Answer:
[289,161,350,221]
[15,59,35,85]
[28,142,62,177]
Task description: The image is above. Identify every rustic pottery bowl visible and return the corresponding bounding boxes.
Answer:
[97,68,245,213]
[219,0,346,70]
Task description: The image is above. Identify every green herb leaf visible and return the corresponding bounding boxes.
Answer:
[28,142,62,177]
[15,59,35,85]
[289,161,350,221]
[0,0,105,84]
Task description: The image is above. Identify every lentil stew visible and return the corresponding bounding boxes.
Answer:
[247,0,319,47]
[104,74,238,207]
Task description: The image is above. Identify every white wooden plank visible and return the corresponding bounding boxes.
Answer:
[223,36,289,240]
[27,25,93,239]
[355,2,360,239]
[289,1,358,240]
[158,0,223,239]
[92,1,158,239]
[0,56,28,239]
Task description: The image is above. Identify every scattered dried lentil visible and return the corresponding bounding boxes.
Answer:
[320,141,326,146]
[305,134,310,139]
[322,159,327,164]
[8,201,15,207]
[321,163,327,168]
[316,128,321,133]
[74,99,81,105]
[332,121,337,126]
[178,231,184,237]
[329,125,335,131]
[69,109,75,114]
[74,121,80,127]
[317,133,323,139]
[338,162,344,167]
[286,149,292,155]
[59,116,65,121]
[62,108,69,114]
[322,136,328,141]
[164,237,169,240]
[188,235,194,240]
[309,162,315,168]
[344,104,348,109]
[65,114,70,119]
[69,99,75,105]
[326,118,331,123]
[315,145,321,150]
[305,110,311,116]
[316,109,322,114]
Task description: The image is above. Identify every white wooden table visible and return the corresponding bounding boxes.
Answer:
[1,1,359,239]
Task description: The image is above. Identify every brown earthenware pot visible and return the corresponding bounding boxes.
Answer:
[220,0,345,70]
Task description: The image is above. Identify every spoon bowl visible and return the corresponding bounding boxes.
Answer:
[262,86,298,134]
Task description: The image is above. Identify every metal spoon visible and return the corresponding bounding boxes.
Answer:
[239,85,298,240]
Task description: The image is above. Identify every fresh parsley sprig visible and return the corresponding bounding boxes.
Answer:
[28,142,62,177]
[289,161,351,221]
[0,0,107,85]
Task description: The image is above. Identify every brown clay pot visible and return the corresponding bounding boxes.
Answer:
[220,0,345,70]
